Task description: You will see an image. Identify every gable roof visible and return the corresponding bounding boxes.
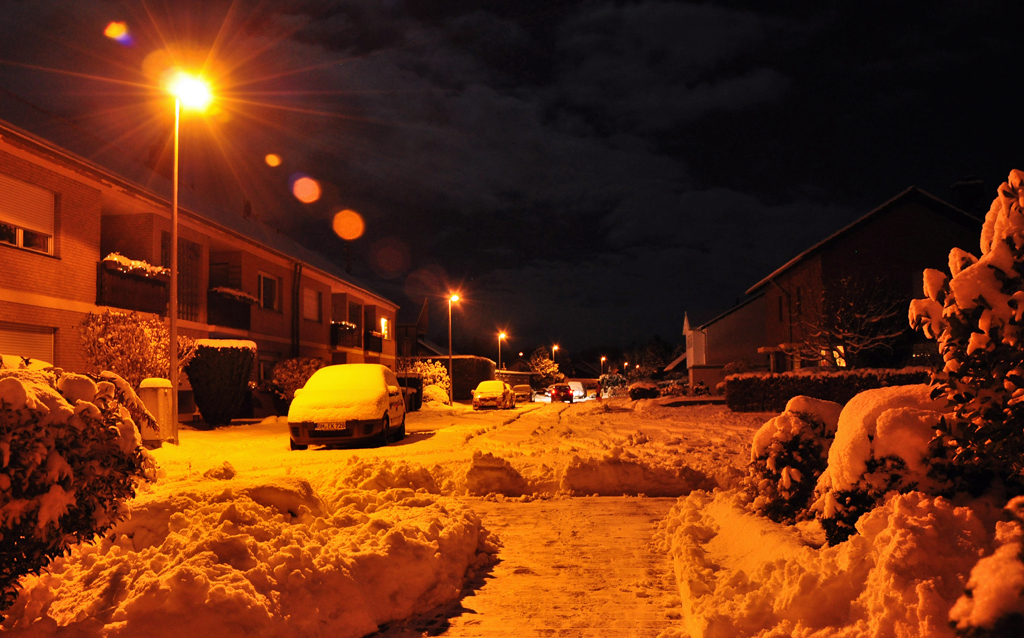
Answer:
[746,187,981,295]
[0,117,396,308]
[694,291,765,331]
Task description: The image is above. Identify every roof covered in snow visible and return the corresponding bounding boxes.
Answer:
[746,187,981,295]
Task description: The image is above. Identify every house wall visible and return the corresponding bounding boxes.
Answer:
[703,295,768,366]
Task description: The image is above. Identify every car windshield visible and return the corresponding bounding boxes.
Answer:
[477,380,504,392]
[304,364,384,393]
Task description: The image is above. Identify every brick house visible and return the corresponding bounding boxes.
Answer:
[0,118,398,416]
[684,187,981,389]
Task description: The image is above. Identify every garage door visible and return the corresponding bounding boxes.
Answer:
[0,324,55,365]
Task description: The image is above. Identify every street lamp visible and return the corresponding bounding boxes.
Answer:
[498,332,506,371]
[600,356,606,375]
[552,345,559,362]
[166,70,212,443]
[447,293,460,404]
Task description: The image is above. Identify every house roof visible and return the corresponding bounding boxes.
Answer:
[664,351,687,372]
[0,117,397,309]
[745,187,981,295]
[694,291,765,331]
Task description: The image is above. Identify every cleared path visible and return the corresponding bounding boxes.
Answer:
[377,497,683,638]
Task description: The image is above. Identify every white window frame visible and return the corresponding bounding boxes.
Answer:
[258,272,279,311]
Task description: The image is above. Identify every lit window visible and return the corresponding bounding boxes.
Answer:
[380,317,391,340]
[258,273,279,311]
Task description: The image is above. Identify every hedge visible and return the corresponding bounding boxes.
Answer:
[725,367,932,412]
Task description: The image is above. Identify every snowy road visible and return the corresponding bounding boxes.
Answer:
[377,497,680,638]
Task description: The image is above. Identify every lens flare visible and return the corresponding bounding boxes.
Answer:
[369,237,410,278]
[167,71,212,110]
[264,154,282,167]
[290,175,321,203]
[332,209,364,240]
[104,22,132,45]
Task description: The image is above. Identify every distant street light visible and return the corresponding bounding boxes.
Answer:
[552,345,559,363]
[601,356,606,375]
[498,332,506,371]
[447,293,460,404]
[166,70,212,444]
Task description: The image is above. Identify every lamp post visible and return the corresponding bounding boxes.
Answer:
[552,344,559,363]
[166,71,211,443]
[600,356,606,375]
[498,332,506,371]
[447,293,460,404]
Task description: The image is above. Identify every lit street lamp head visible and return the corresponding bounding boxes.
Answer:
[167,71,212,110]
[449,293,460,303]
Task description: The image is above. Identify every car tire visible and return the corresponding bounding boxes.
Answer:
[380,414,391,446]
[395,414,407,441]
[289,438,308,451]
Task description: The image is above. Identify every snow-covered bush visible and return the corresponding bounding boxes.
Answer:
[949,495,1024,637]
[0,369,150,617]
[398,359,451,395]
[79,310,196,388]
[270,357,326,402]
[725,367,931,412]
[422,383,450,405]
[599,373,626,396]
[628,382,659,400]
[811,384,951,545]
[908,170,1024,494]
[746,396,842,523]
[184,340,256,427]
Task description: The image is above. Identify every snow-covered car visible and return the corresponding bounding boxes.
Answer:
[472,380,515,410]
[287,363,406,450]
[567,381,585,400]
[512,384,533,403]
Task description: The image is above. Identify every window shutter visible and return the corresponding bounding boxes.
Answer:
[0,324,55,363]
[303,288,320,321]
[0,173,55,235]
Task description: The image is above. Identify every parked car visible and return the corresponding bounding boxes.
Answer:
[512,384,533,403]
[287,363,406,450]
[567,381,586,400]
[472,380,516,410]
[548,383,574,403]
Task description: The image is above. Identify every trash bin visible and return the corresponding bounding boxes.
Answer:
[139,377,175,446]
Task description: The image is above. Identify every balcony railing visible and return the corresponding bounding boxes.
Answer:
[364,330,383,354]
[207,290,251,331]
[331,322,361,349]
[96,262,168,315]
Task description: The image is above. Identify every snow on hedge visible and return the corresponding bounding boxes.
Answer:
[193,339,257,350]
[2,474,496,636]
[657,488,1000,638]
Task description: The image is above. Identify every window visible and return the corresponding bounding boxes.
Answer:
[258,273,279,311]
[380,316,390,340]
[0,173,55,255]
[303,287,322,322]
[0,323,55,363]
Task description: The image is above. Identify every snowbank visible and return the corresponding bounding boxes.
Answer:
[560,448,714,497]
[657,488,1001,638]
[2,474,496,637]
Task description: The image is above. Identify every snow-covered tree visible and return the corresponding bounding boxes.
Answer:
[79,310,196,388]
[528,347,562,387]
[397,358,451,395]
[909,170,1024,493]
[784,275,907,368]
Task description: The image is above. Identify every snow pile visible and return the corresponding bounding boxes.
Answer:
[657,488,999,638]
[2,474,496,637]
[949,495,1024,634]
[464,451,529,497]
[209,287,260,305]
[747,396,842,523]
[560,447,713,497]
[812,384,950,544]
[421,384,449,404]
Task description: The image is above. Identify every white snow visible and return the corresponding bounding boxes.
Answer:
[193,339,258,350]
[288,364,390,423]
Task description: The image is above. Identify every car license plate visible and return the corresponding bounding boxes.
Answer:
[316,422,348,431]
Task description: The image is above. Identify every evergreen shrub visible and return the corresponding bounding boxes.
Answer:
[185,342,256,427]
[0,369,151,617]
[725,368,930,412]
[269,357,326,404]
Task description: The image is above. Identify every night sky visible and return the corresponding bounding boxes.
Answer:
[0,0,1020,361]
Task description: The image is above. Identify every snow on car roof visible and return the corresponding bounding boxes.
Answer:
[477,380,505,391]
[304,363,389,391]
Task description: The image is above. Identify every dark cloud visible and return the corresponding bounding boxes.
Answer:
[0,0,1016,353]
